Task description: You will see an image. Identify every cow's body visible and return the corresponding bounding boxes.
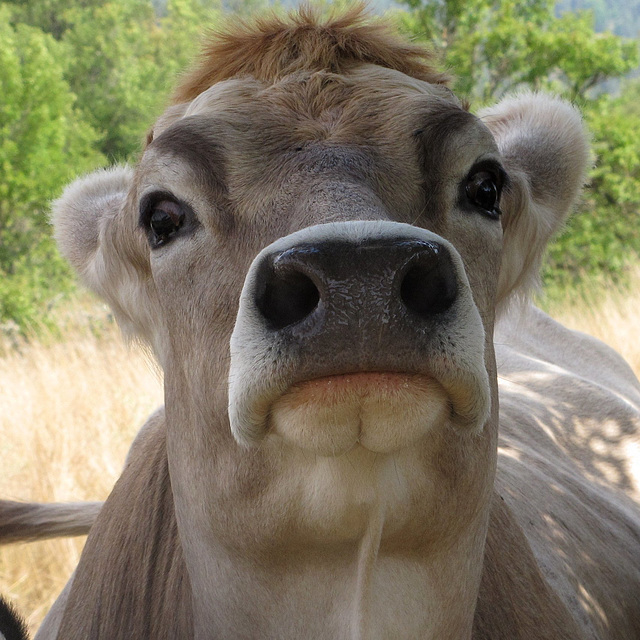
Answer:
[6,7,640,639]
[34,306,640,640]
[492,306,640,639]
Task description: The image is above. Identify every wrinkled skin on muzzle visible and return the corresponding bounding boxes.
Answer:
[229,220,491,455]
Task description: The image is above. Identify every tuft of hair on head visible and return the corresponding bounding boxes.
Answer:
[172,3,449,104]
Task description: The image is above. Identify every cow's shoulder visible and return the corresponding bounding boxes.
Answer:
[494,304,640,639]
[474,493,583,640]
[496,303,640,398]
[56,409,192,639]
[495,304,640,493]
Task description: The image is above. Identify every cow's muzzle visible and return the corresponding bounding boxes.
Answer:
[229,221,490,452]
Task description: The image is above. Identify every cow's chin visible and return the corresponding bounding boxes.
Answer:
[268,372,450,456]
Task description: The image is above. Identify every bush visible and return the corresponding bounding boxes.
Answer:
[543,80,640,298]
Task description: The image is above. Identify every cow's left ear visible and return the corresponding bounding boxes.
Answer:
[478,93,590,305]
[52,166,164,356]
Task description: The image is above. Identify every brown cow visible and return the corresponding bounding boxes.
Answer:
[7,7,640,639]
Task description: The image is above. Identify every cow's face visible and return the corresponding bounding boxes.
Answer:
[139,68,500,452]
[54,20,589,633]
[54,64,587,559]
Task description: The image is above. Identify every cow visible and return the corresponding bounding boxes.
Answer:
[3,6,640,639]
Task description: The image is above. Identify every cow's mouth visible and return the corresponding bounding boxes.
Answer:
[267,372,450,456]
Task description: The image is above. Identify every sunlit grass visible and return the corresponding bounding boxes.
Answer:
[0,300,163,634]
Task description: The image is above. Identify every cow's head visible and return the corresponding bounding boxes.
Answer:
[53,8,588,637]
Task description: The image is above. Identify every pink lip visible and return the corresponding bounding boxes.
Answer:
[285,372,438,398]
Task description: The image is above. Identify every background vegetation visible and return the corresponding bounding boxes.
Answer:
[0,0,638,331]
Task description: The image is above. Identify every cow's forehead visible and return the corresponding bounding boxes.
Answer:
[144,66,498,184]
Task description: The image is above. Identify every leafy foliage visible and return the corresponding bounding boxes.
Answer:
[61,0,224,161]
[0,4,104,329]
[399,0,638,102]
[544,79,640,294]
[0,0,222,331]
[61,1,165,161]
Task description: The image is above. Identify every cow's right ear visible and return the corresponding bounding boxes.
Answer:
[478,93,590,308]
[52,167,164,354]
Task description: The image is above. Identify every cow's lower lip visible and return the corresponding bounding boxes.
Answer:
[268,371,450,456]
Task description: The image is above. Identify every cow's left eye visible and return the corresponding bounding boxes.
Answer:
[465,171,502,219]
[141,198,185,248]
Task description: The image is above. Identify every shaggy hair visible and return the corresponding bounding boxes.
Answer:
[172,4,449,103]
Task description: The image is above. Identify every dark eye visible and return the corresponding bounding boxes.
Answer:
[146,200,185,247]
[465,171,501,218]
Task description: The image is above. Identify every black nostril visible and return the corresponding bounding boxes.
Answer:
[256,265,320,330]
[400,248,458,318]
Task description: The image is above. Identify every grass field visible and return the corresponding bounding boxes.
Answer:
[0,279,638,634]
[0,304,163,633]
[543,270,640,377]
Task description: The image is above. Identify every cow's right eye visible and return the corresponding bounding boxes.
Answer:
[141,199,185,248]
[465,171,501,219]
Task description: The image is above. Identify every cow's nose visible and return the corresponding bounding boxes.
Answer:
[253,238,458,331]
[255,248,321,330]
[398,241,458,317]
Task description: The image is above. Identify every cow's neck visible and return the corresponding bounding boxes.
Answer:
[169,432,493,640]
[187,502,486,640]
[347,505,486,640]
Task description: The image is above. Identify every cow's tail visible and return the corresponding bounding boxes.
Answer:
[0,500,102,544]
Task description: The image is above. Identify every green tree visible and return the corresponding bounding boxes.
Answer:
[0,0,227,331]
[544,79,640,292]
[399,0,638,102]
[3,0,105,39]
[58,0,222,161]
[0,4,104,329]
[61,1,168,161]
[160,0,223,79]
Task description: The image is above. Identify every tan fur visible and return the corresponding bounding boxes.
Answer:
[9,7,638,640]
[0,501,100,543]
[494,305,640,639]
[474,492,584,639]
[171,5,448,105]
[54,416,192,639]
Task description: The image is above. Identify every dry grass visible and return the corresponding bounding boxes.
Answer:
[543,268,640,378]
[0,276,638,635]
[0,303,163,634]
